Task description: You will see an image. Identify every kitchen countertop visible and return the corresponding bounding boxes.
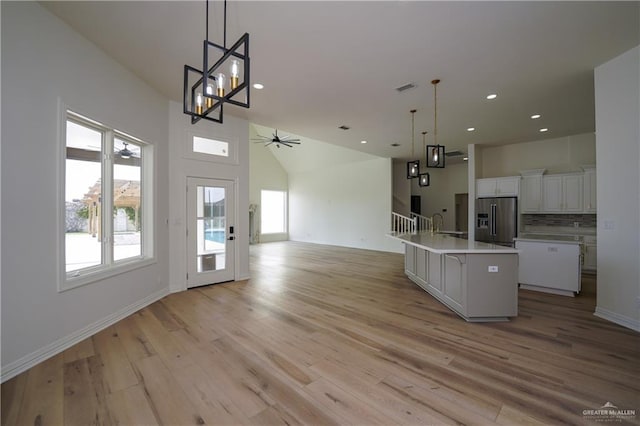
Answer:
[389,232,519,254]
[515,234,583,245]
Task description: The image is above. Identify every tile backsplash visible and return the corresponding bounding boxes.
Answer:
[522,214,596,228]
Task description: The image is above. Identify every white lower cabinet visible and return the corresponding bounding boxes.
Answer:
[405,244,416,276]
[443,254,465,312]
[428,252,442,295]
[403,243,518,321]
[583,238,597,272]
[416,247,428,283]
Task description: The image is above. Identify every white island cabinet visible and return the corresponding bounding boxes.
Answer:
[514,235,582,296]
[390,233,519,322]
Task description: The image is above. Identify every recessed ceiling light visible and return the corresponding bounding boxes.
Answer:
[539,128,549,132]
[360,140,367,144]
[253,83,264,90]
[467,127,475,132]
[531,114,541,119]
[486,93,497,100]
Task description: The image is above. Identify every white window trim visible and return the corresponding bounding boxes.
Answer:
[58,105,155,292]
[183,129,239,165]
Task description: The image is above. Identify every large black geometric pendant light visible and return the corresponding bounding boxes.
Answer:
[426,79,445,168]
[406,109,420,179]
[183,0,250,125]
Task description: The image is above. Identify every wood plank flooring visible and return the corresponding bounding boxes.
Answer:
[3,241,639,425]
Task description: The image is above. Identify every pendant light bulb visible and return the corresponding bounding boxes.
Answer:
[230,60,239,90]
[205,83,214,108]
[216,73,226,97]
[195,92,204,115]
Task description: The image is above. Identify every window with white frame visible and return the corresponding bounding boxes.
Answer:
[261,190,287,234]
[63,111,153,289]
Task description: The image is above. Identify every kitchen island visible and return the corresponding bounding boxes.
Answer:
[390,232,519,322]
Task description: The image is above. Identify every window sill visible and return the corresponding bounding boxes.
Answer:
[59,257,156,292]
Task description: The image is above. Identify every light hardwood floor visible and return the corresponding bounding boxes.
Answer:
[2,241,639,425]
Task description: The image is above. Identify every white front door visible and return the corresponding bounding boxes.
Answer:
[187,177,235,288]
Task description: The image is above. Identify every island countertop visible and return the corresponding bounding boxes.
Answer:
[389,232,519,254]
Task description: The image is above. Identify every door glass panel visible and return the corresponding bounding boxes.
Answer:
[196,185,226,273]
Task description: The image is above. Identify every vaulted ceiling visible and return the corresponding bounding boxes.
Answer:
[43,1,639,159]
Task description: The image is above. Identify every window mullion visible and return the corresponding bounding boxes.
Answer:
[103,130,114,265]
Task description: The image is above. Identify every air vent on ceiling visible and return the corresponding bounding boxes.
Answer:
[338,125,350,130]
[445,150,465,157]
[395,83,416,93]
[391,143,400,147]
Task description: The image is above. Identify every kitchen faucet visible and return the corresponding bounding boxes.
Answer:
[431,213,444,233]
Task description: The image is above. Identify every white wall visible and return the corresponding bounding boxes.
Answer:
[1,2,170,379]
[168,102,250,293]
[480,133,595,177]
[249,124,288,243]
[594,45,640,331]
[411,163,469,230]
[289,157,403,253]
[392,159,411,216]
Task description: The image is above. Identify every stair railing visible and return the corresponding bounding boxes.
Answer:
[410,212,433,232]
[391,212,416,234]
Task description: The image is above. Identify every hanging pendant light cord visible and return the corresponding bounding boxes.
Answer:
[223,0,227,49]
[410,109,416,158]
[206,0,227,48]
[432,79,439,146]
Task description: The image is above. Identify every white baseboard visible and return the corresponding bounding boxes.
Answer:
[594,306,640,332]
[1,287,170,383]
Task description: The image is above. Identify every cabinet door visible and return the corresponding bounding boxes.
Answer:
[521,175,542,212]
[583,170,596,212]
[428,252,442,294]
[443,254,465,312]
[563,175,583,212]
[496,177,520,197]
[476,179,497,198]
[405,244,416,275]
[583,243,597,271]
[416,248,427,283]
[542,176,563,212]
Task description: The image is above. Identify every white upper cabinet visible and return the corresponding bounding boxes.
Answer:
[582,166,596,213]
[542,174,583,213]
[542,176,563,212]
[476,176,520,198]
[520,170,545,213]
[563,174,584,212]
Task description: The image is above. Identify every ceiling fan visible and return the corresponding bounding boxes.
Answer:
[252,129,301,148]
[116,142,137,159]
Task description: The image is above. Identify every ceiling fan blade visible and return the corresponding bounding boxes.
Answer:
[280,138,300,142]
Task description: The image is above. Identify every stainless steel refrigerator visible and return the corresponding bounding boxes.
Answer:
[475,197,517,247]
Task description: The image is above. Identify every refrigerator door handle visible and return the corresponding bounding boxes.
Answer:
[491,204,497,236]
